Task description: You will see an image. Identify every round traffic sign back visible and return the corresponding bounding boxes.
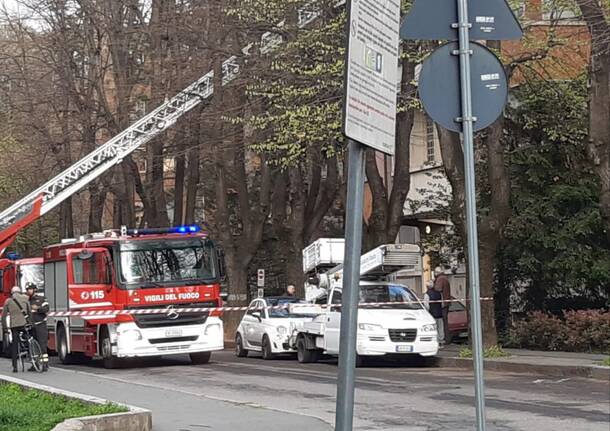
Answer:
[418,41,508,132]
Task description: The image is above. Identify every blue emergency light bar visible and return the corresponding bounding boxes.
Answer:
[124,225,202,236]
[5,252,21,260]
[176,225,200,234]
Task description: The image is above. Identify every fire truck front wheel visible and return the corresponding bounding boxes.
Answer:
[100,327,121,369]
[190,351,212,365]
[57,326,79,365]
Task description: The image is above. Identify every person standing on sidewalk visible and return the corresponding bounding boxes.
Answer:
[26,283,49,371]
[1,286,31,372]
[434,267,452,345]
[423,280,445,346]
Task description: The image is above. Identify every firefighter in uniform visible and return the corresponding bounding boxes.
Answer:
[25,282,49,371]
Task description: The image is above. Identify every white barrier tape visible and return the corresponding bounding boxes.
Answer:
[2,297,493,318]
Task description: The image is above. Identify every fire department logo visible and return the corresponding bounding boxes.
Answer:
[81,291,90,300]
[166,305,180,320]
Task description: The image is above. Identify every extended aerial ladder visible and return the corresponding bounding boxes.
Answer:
[0,2,336,256]
[0,57,238,255]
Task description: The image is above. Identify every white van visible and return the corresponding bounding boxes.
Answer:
[291,281,439,364]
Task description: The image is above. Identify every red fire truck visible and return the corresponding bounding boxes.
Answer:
[44,225,225,368]
[0,255,44,355]
[0,50,240,368]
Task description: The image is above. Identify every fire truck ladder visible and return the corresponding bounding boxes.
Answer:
[0,57,239,254]
[0,1,343,255]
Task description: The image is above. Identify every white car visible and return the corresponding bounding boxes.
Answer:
[235,297,317,359]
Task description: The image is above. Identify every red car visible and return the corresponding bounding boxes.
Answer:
[448,299,468,340]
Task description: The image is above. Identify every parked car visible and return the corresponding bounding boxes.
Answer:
[448,299,468,341]
[235,297,318,359]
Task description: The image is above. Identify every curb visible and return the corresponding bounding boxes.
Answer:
[0,374,152,431]
[223,344,609,380]
[222,343,609,380]
[434,357,610,381]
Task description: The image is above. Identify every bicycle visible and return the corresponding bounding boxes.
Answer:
[16,325,43,373]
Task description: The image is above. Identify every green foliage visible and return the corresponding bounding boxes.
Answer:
[497,76,610,309]
[239,1,346,167]
[458,345,510,359]
[506,310,610,353]
[0,384,126,431]
[235,0,420,168]
[601,357,610,367]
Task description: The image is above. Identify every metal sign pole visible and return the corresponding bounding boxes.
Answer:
[335,138,365,431]
[455,0,487,429]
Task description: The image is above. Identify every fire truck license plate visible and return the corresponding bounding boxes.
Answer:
[396,345,413,353]
[165,329,183,337]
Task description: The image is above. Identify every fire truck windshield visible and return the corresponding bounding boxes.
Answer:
[19,264,44,292]
[119,239,216,287]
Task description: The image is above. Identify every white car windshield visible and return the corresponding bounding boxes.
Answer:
[266,298,316,318]
[359,284,423,310]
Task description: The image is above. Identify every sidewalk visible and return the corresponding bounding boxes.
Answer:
[435,344,610,380]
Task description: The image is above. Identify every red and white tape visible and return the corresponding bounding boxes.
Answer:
[23,297,494,318]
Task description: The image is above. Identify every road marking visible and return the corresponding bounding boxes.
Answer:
[533,378,572,384]
[39,365,333,428]
[211,360,445,390]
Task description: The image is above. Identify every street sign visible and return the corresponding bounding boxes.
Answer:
[338,0,403,429]
[400,0,522,41]
[343,0,401,155]
[402,1,523,430]
[257,288,264,298]
[257,269,265,287]
[418,41,508,132]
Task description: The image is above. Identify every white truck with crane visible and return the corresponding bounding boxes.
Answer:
[293,240,438,365]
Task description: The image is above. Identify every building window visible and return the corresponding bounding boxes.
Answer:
[543,0,577,21]
[426,117,435,163]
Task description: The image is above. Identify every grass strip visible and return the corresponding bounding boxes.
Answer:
[0,383,127,431]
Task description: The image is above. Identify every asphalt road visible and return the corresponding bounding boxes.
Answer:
[2,350,608,431]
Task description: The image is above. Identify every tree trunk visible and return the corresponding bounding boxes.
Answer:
[286,235,305,297]
[173,153,186,226]
[59,199,74,239]
[479,242,498,346]
[222,257,249,341]
[185,117,201,224]
[575,0,610,242]
[88,183,107,232]
[120,164,136,227]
